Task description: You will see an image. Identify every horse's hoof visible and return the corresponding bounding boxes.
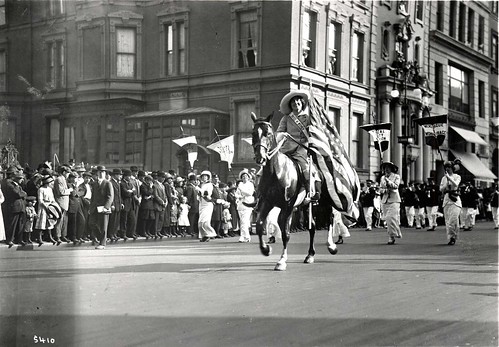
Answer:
[260,245,272,257]
[304,255,314,264]
[274,262,287,271]
[328,246,338,255]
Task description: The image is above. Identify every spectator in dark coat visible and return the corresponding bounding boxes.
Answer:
[3,172,27,247]
[139,175,155,238]
[88,166,113,249]
[120,169,139,240]
[184,173,199,237]
[211,174,225,238]
[460,181,479,231]
[108,169,123,242]
[67,172,86,244]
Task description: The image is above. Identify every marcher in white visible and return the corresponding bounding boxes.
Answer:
[235,169,255,243]
[439,161,462,245]
[197,171,217,242]
[379,162,402,244]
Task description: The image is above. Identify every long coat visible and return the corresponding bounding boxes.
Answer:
[54,175,71,211]
[89,179,113,213]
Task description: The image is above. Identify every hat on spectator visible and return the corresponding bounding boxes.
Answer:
[239,169,250,180]
[47,203,62,220]
[176,176,185,183]
[165,172,174,180]
[157,171,166,178]
[381,161,398,173]
[137,170,146,178]
[130,166,139,172]
[212,173,219,179]
[200,170,211,180]
[188,173,197,181]
[42,175,54,185]
[111,168,122,175]
[122,169,132,177]
[83,171,92,178]
[74,165,86,173]
[144,175,153,182]
[57,165,71,174]
[6,166,18,175]
[68,171,78,179]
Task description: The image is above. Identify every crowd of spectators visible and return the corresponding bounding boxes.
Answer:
[0,161,264,249]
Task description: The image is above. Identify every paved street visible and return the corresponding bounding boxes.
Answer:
[0,221,497,347]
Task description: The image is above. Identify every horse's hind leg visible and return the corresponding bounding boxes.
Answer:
[256,201,273,257]
[274,208,292,271]
[304,206,316,264]
[327,210,338,255]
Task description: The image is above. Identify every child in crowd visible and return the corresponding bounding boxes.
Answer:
[23,196,37,244]
[178,196,190,236]
[222,202,233,237]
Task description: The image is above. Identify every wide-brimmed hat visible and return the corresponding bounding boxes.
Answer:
[47,203,62,220]
[42,175,54,185]
[143,175,153,182]
[239,168,250,180]
[279,90,310,115]
[74,165,86,172]
[95,165,108,172]
[82,171,92,178]
[111,168,122,175]
[381,161,398,173]
[176,176,185,183]
[200,170,211,180]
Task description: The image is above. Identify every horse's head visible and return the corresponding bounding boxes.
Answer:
[251,112,274,166]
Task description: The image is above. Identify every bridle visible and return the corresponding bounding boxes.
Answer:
[252,120,285,160]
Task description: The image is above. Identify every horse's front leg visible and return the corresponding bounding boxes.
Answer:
[304,205,316,264]
[256,201,273,257]
[327,211,338,255]
[274,208,292,271]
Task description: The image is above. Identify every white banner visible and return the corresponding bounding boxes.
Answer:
[172,135,197,147]
[207,135,235,169]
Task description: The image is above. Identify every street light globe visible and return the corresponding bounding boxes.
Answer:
[390,89,400,98]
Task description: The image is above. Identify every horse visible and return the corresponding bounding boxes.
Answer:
[250,112,340,271]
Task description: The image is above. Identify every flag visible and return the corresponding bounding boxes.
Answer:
[207,135,235,169]
[413,114,447,149]
[307,95,360,219]
[359,122,392,152]
[172,136,198,168]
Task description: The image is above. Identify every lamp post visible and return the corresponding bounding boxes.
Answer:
[390,55,423,185]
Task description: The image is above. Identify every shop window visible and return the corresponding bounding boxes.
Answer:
[125,121,142,164]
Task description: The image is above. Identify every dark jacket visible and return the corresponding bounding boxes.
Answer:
[461,185,479,208]
[89,179,113,213]
[110,178,123,212]
[121,179,138,212]
[2,179,27,214]
[424,184,440,206]
[184,182,199,213]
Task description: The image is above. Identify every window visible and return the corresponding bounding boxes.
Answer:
[105,120,121,164]
[478,16,484,53]
[235,101,255,161]
[0,0,5,26]
[125,121,142,164]
[492,33,498,73]
[415,1,424,21]
[50,119,60,160]
[329,108,341,133]
[449,1,457,38]
[144,120,162,171]
[478,81,485,118]
[382,29,390,60]
[436,2,444,31]
[467,9,474,46]
[116,28,136,78]
[47,40,65,88]
[492,88,498,118]
[48,0,64,17]
[448,65,469,114]
[238,10,258,68]
[492,1,498,15]
[351,32,364,82]
[63,126,75,163]
[414,41,420,64]
[302,10,316,68]
[328,22,341,75]
[435,62,443,105]
[350,113,363,168]
[458,3,466,43]
[0,50,5,92]
[165,21,186,76]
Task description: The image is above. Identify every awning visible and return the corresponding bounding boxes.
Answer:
[450,126,488,146]
[125,107,229,119]
[450,150,497,181]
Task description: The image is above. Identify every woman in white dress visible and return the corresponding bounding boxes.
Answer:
[0,185,6,243]
[35,175,58,246]
[235,169,255,243]
[197,171,217,242]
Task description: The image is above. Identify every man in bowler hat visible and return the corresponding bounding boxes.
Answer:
[88,166,114,249]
